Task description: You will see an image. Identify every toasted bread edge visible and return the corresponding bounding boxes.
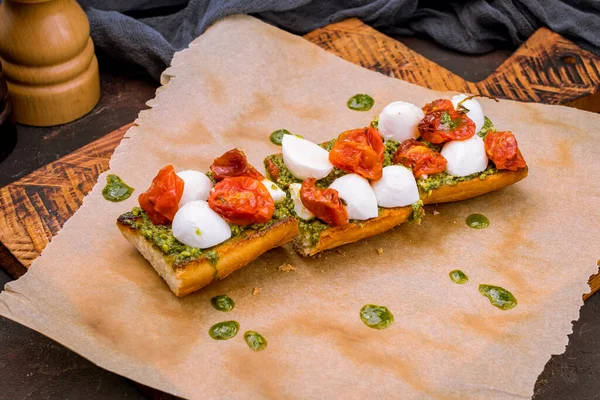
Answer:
[117,217,299,297]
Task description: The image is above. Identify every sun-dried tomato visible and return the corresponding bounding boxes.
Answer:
[484,131,527,171]
[418,110,476,144]
[328,127,384,180]
[210,149,264,181]
[393,139,447,178]
[299,178,348,226]
[138,165,184,225]
[208,176,274,226]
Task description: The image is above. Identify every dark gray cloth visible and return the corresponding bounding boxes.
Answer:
[78,0,600,81]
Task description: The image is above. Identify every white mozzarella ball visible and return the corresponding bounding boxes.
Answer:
[329,174,378,220]
[282,135,333,180]
[176,170,213,208]
[262,179,286,204]
[378,101,425,142]
[371,166,420,208]
[451,94,485,134]
[172,201,231,249]
[441,135,488,177]
[288,183,315,221]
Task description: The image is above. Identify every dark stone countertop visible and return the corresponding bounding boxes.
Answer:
[0,37,598,400]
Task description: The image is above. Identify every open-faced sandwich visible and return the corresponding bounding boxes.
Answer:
[264,95,528,256]
[117,149,298,296]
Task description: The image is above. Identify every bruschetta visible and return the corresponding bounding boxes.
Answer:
[117,150,298,296]
[264,95,527,256]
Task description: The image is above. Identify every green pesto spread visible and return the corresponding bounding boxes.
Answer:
[102,174,134,202]
[205,171,217,184]
[118,200,293,267]
[211,294,235,312]
[319,138,337,152]
[479,284,517,310]
[297,218,330,247]
[478,116,496,138]
[466,213,490,229]
[411,200,424,223]
[347,94,374,111]
[360,304,394,330]
[208,321,240,340]
[417,165,498,194]
[449,270,469,284]
[383,140,401,167]
[370,116,379,129]
[244,331,268,352]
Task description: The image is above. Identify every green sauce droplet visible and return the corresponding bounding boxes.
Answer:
[466,213,490,229]
[210,295,235,312]
[244,331,267,352]
[102,174,134,202]
[347,94,374,111]
[449,270,468,284]
[360,304,394,330]
[208,321,240,340]
[479,285,517,310]
[269,129,304,146]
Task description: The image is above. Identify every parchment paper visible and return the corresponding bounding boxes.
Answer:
[1,15,599,399]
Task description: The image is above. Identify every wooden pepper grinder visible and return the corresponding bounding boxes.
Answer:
[0,61,10,127]
[0,0,100,126]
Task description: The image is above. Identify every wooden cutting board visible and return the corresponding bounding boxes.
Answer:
[1,18,599,299]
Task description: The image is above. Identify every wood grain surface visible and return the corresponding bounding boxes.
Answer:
[0,19,599,299]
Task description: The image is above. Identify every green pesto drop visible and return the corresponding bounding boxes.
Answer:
[347,94,374,111]
[244,331,268,352]
[208,321,240,340]
[449,270,468,284]
[269,129,292,145]
[479,284,517,310]
[210,295,235,312]
[466,213,490,229]
[102,174,134,202]
[360,304,394,330]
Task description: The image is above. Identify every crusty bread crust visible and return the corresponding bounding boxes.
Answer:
[117,218,298,297]
[294,206,413,256]
[422,167,528,204]
[294,167,528,256]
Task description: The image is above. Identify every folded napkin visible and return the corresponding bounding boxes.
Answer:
[78,0,600,81]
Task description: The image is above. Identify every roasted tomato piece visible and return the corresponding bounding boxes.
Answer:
[418,110,476,144]
[210,149,264,181]
[422,99,454,114]
[264,158,280,181]
[300,178,348,226]
[484,131,527,171]
[138,165,184,225]
[393,139,447,178]
[328,127,385,180]
[208,176,274,226]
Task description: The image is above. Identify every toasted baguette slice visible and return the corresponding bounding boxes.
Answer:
[294,206,414,257]
[422,167,528,204]
[117,216,298,297]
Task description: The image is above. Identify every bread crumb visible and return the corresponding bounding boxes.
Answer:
[253,287,261,296]
[376,248,383,255]
[336,249,344,255]
[433,210,440,215]
[278,263,296,272]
